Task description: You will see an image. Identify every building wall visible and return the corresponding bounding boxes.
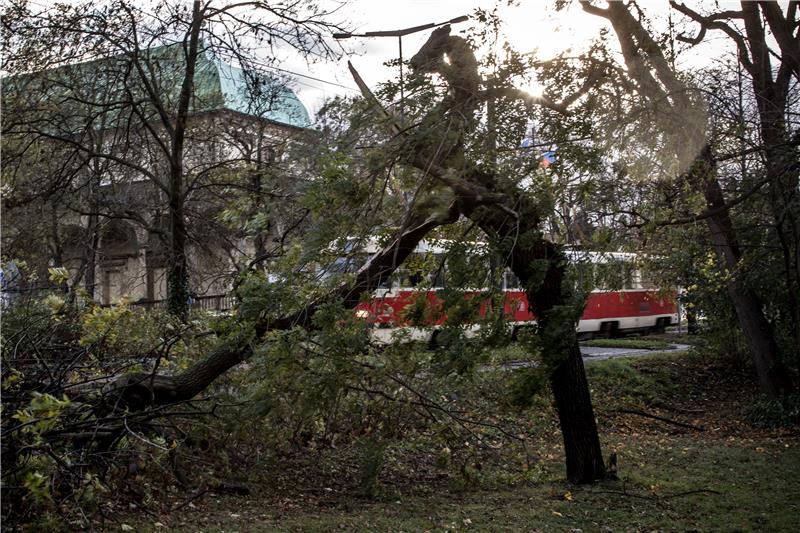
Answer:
[68,109,307,305]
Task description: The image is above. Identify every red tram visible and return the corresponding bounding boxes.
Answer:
[351,241,677,343]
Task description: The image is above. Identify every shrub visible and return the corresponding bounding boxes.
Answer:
[747,395,800,428]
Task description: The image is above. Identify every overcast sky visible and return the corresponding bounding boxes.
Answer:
[278,0,739,119]
[282,0,607,116]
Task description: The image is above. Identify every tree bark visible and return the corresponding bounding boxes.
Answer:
[698,146,793,396]
[166,182,190,318]
[583,0,795,396]
[529,244,605,484]
[82,211,99,297]
[549,344,606,482]
[166,0,203,319]
[467,203,606,483]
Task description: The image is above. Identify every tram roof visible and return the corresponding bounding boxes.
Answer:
[360,237,643,263]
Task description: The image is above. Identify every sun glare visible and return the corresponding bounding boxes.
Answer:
[524,81,544,98]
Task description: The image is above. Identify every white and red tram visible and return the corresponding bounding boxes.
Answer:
[349,241,677,343]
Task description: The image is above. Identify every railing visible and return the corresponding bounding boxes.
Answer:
[1,288,235,312]
[129,294,235,312]
[1,286,63,308]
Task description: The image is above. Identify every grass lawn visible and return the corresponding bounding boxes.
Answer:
[157,439,799,532]
[114,350,799,532]
[580,337,672,350]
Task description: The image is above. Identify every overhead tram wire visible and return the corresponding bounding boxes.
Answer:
[245,59,360,93]
[16,13,359,94]
[15,5,359,96]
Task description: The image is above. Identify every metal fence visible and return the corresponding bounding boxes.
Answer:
[126,294,235,312]
[1,286,62,309]
[1,289,235,313]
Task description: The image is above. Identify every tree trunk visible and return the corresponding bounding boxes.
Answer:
[468,202,606,483]
[166,185,189,319]
[165,0,202,319]
[520,240,606,483]
[83,168,101,298]
[741,0,800,364]
[752,94,800,364]
[698,146,793,397]
[83,212,99,297]
[581,1,795,396]
[550,343,606,482]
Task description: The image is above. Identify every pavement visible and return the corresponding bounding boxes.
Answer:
[502,343,691,370]
[580,343,691,362]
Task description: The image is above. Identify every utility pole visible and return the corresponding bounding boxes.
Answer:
[334,15,469,116]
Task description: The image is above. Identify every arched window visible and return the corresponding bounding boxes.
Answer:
[98,220,139,305]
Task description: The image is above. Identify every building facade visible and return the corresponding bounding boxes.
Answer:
[2,44,312,307]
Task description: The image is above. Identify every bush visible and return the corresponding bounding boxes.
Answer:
[747,395,800,428]
[0,295,220,529]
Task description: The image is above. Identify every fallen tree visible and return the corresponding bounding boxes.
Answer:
[10,24,610,487]
[349,23,608,483]
[133,23,607,483]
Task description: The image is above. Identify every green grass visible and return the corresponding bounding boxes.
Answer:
[585,356,677,408]
[115,350,800,532]
[581,337,671,350]
[157,438,800,532]
[488,343,536,364]
[651,331,701,345]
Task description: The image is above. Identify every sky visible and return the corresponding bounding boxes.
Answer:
[279,0,608,116]
[19,0,740,119]
[277,0,739,119]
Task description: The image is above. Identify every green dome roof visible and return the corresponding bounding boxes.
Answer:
[3,43,311,130]
[194,50,310,129]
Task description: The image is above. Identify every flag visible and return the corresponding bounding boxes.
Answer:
[540,151,556,168]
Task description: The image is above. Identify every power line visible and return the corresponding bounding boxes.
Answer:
[248,60,359,93]
[20,1,359,94]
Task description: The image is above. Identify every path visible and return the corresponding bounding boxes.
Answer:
[580,343,691,362]
[502,343,691,370]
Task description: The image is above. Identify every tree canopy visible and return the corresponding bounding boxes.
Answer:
[2,1,799,529]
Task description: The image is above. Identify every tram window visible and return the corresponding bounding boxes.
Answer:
[408,271,424,286]
[394,268,422,288]
[430,268,445,288]
[317,260,344,279]
[622,262,635,289]
[637,269,656,289]
[593,260,627,290]
[318,252,369,280]
[382,266,444,290]
[504,269,522,290]
[391,252,447,289]
[399,270,440,288]
[571,261,594,291]
[378,275,392,289]
[394,268,408,288]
